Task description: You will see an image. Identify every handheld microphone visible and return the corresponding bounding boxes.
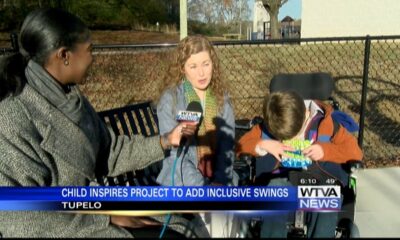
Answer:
[176,101,203,157]
[176,103,202,122]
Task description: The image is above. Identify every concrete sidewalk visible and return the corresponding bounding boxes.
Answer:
[354,167,400,238]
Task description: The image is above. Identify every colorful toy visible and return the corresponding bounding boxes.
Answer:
[281,139,313,168]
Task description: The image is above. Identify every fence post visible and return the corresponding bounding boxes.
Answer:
[358,35,371,148]
[179,0,187,40]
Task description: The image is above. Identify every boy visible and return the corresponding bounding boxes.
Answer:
[236,90,362,238]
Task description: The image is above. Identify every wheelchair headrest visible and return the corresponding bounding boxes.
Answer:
[270,72,334,100]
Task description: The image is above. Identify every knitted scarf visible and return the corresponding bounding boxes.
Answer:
[183,80,217,178]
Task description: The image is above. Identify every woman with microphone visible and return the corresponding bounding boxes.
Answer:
[156,35,237,238]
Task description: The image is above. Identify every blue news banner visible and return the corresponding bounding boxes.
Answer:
[0,186,341,211]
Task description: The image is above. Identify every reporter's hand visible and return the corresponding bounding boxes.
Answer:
[303,144,324,161]
[168,121,199,147]
[110,216,161,229]
[257,139,294,161]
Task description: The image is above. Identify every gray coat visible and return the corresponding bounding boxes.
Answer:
[156,84,236,186]
[0,85,208,237]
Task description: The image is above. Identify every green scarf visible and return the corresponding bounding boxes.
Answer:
[183,80,218,179]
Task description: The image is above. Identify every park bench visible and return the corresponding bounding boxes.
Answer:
[97,101,253,186]
[97,101,162,186]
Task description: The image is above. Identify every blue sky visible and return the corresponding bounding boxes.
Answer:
[278,0,301,20]
[249,0,302,21]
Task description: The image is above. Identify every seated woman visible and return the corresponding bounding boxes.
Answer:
[156,35,236,187]
[156,35,238,237]
[0,8,205,238]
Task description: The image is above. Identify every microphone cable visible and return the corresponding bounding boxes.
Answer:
[160,101,202,238]
[159,152,181,238]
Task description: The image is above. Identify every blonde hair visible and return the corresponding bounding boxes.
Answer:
[160,35,227,109]
[263,91,306,140]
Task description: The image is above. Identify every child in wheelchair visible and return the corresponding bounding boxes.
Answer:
[236,90,363,238]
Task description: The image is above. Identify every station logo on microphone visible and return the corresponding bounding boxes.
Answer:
[176,111,202,122]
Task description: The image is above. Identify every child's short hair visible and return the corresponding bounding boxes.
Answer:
[263,90,306,140]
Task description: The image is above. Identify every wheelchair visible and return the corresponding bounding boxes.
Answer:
[235,72,363,238]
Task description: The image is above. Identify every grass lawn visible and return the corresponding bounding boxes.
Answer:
[80,38,400,167]
[1,30,398,167]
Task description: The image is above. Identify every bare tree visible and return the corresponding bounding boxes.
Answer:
[189,0,216,24]
[260,0,288,39]
[188,0,250,26]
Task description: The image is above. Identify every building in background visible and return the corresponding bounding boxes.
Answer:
[252,0,270,40]
[280,16,301,39]
[301,0,400,38]
[252,0,301,40]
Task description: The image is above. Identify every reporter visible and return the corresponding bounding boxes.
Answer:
[0,8,200,238]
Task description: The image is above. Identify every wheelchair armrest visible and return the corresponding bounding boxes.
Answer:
[235,116,264,130]
[348,160,364,171]
[239,153,254,164]
[234,153,256,185]
[234,159,249,169]
[251,116,264,126]
[234,154,253,170]
[328,96,340,110]
[235,119,252,130]
[347,160,363,168]
[342,160,364,173]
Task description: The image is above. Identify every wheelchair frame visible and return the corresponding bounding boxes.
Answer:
[237,72,362,238]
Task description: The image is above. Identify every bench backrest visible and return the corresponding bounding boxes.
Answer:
[98,101,253,186]
[97,101,161,186]
[98,101,159,137]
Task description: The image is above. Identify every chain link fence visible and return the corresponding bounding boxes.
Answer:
[1,35,399,164]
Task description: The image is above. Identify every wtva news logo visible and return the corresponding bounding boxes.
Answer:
[297,185,341,211]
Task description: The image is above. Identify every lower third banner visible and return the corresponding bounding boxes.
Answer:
[0,186,340,211]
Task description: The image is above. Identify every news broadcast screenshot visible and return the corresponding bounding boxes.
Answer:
[1,0,399,238]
